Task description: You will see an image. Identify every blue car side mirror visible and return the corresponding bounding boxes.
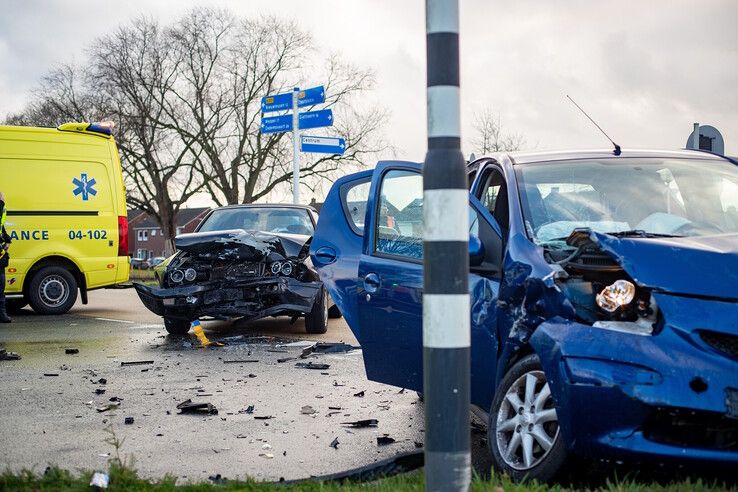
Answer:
[469,235,485,267]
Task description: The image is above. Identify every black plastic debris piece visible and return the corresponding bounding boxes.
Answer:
[65,348,79,355]
[313,342,358,354]
[342,419,378,428]
[300,344,317,358]
[397,388,406,394]
[98,378,107,385]
[120,360,154,366]
[43,373,59,377]
[176,399,218,415]
[277,357,296,363]
[267,349,289,353]
[0,349,21,361]
[295,362,330,370]
[353,390,365,398]
[377,435,396,446]
[208,474,227,485]
[94,388,106,395]
[248,373,257,378]
[96,403,119,413]
[328,406,342,411]
[414,441,423,448]
[124,417,134,425]
[109,396,122,402]
[301,405,317,415]
[223,359,259,364]
[238,405,255,414]
[333,381,345,387]
[329,437,339,449]
[279,451,423,485]
[254,415,274,420]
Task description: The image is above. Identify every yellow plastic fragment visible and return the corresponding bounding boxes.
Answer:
[192,320,223,347]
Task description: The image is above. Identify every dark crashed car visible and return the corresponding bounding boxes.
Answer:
[310,150,738,481]
[135,204,339,335]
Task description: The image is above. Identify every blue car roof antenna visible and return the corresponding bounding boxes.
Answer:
[566,95,621,156]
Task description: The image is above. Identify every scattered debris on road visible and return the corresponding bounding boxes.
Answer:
[43,373,59,377]
[295,362,330,370]
[193,323,224,348]
[96,403,119,413]
[377,435,396,446]
[222,359,258,364]
[176,399,218,415]
[254,415,274,420]
[329,437,340,449]
[354,390,365,397]
[300,405,317,415]
[97,378,107,384]
[238,405,255,414]
[64,348,79,354]
[120,360,154,366]
[342,419,378,428]
[89,471,109,489]
[94,388,106,395]
[0,349,21,361]
[124,417,134,425]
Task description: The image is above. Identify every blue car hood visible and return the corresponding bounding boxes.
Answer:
[588,232,738,300]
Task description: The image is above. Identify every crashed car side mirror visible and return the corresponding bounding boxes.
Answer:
[469,235,485,267]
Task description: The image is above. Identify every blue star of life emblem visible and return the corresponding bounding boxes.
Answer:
[72,173,97,201]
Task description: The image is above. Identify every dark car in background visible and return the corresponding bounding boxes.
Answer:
[311,150,738,481]
[135,204,340,335]
[130,258,151,270]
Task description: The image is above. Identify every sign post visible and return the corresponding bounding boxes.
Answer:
[423,0,470,490]
[292,88,300,204]
[259,85,333,203]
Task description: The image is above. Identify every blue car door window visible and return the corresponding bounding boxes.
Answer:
[375,170,424,260]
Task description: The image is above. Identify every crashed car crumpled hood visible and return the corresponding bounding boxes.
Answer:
[584,231,738,299]
[175,229,310,260]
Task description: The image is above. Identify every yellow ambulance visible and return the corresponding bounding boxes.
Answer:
[0,122,130,314]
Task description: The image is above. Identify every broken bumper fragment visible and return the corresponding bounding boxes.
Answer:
[531,293,738,464]
[134,277,321,321]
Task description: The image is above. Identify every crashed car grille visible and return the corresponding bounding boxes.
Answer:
[700,330,738,362]
[644,408,738,451]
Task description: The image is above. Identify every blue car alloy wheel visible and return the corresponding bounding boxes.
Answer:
[489,354,567,482]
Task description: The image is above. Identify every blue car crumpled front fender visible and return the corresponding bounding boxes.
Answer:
[530,306,738,464]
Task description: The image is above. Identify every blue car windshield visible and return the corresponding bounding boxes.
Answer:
[198,207,314,235]
[515,158,738,248]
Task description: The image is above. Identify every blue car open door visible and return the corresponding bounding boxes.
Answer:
[314,161,505,401]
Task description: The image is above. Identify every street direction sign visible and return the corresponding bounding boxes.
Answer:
[261,85,326,113]
[296,85,325,108]
[260,114,292,134]
[260,109,333,134]
[298,109,333,130]
[300,135,346,154]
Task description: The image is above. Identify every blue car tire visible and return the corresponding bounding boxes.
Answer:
[488,353,567,482]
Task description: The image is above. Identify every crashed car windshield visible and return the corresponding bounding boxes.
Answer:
[515,158,738,247]
[198,207,314,236]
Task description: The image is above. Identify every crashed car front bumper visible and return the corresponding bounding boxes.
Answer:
[134,277,321,321]
[531,293,738,464]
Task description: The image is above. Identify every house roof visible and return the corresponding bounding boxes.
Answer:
[133,207,210,229]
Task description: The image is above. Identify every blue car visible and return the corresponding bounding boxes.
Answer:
[310,149,738,481]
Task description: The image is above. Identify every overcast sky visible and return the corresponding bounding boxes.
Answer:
[2,0,736,164]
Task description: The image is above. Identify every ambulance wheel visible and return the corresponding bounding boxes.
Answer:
[28,266,78,315]
[164,317,191,335]
[305,287,328,334]
[6,299,27,314]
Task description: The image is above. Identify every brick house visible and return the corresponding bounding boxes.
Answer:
[127,207,209,259]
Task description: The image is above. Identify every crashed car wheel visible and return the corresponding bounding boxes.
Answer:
[488,354,567,483]
[164,317,191,335]
[304,287,329,334]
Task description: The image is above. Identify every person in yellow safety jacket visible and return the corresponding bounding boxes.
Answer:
[0,191,12,323]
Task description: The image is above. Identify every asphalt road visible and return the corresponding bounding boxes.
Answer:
[0,288,493,482]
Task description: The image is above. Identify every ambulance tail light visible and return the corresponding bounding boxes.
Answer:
[118,216,128,256]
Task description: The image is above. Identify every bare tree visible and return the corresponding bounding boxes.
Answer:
[471,107,525,154]
[155,9,388,205]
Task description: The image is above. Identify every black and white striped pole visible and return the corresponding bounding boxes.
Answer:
[423,0,470,490]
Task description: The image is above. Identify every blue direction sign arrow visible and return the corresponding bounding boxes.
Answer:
[260,114,292,134]
[296,85,325,108]
[301,135,346,154]
[260,109,333,134]
[261,85,326,113]
[298,108,333,130]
